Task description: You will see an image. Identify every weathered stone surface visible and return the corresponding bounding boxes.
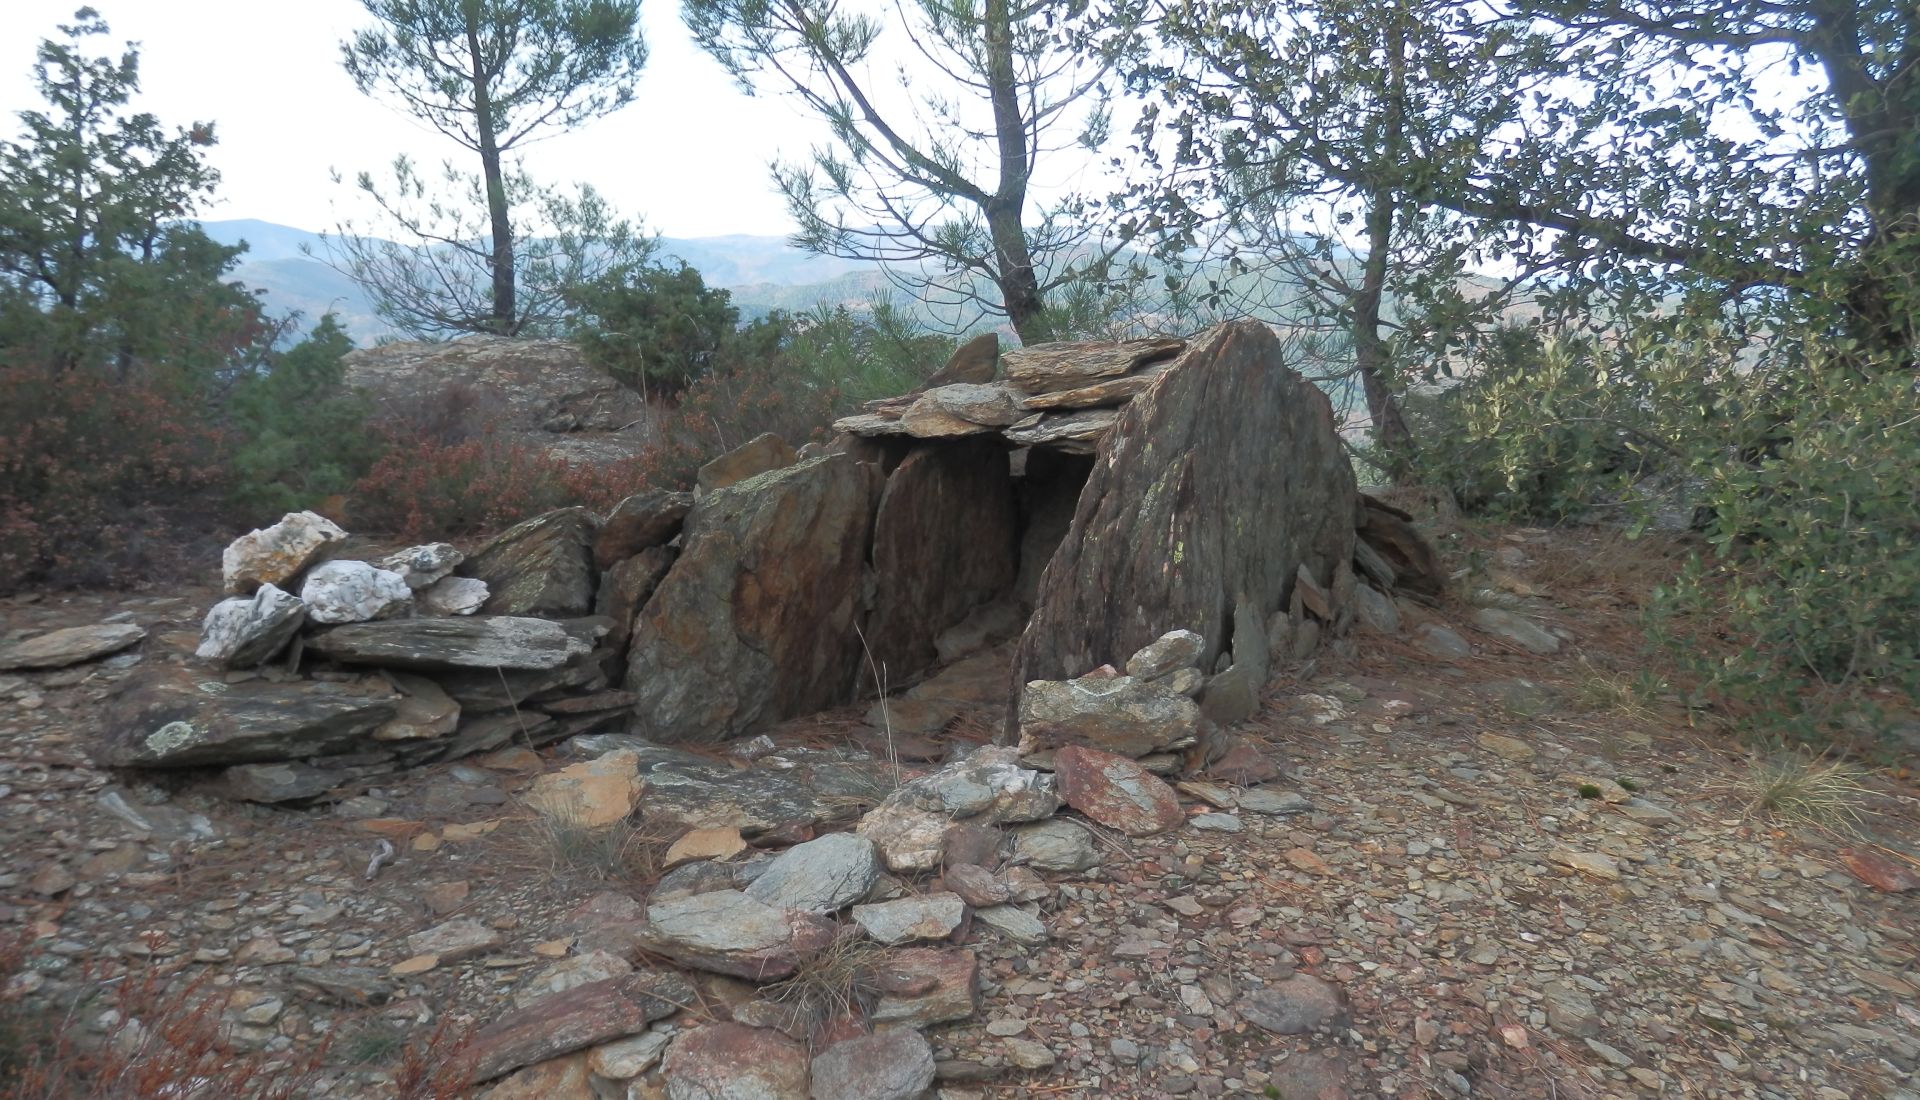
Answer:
[420,575,489,616]
[1001,408,1119,453]
[1126,629,1205,680]
[810,1028,937,1100]
[1198,663,1259,726]
[1472,607,1562,654]
[636,890,835,980]
[99,666,399,767]
[1241,974,1349,1035]
[856,804,951,874]
[870,948,979,1028]
[1358,493,1446,601]
[697,432,798,496]
[482,1054,594,1100]
[831,412,912,437]
[513,950,633,1009]
[408,917,502,962]
[1015,323,1357,701]
[743,833,880,914]
[925,331,999,386]
[1002,337,1185,394]
[375,543,464,589]
[220,761,343,803]
[595,490,693,569]
[922,382,1024,426]
[943,863,1012,906]
[221,511,346,595]
[1053,744,1184,837]
[308,616,600,671]
[933,598,1025,665]
[884,744,1059,824]
[1352,583,1402,634]
[1017,673,1201,757]
[464,507,599,618]
[974,904,1047,946]
[0,623,145,671]
[866,439,1019,682]
[372,673,461,741]
[639,755,872,835]
[300,560,414,624]
[435,650,609,710]
[1017,361,1172,411]
[525,750,644,828]
[852,892,966,944]
[1010,819,1097,872]
[661,1023,808,1100]
[196,584,305,668]
[463,971,693,1084]
[1413,623,1472,660]
[589,1029,672,1079]
[1841,848,1920,892]
[626,455,876,743]
[663,827,748,869]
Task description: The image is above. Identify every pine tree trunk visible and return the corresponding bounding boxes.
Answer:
[983,0,1054,345]
[467,21,515,335]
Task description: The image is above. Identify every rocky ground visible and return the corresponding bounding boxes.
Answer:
[3,524,1917,1099]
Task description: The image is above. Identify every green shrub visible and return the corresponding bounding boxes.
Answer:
[566,260,740,399]
[225,315,380,516]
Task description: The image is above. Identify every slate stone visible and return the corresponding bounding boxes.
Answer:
[0,623,146,671]
[463,507,599,618]
[1241,974,1350,1035]
[1053,744,1184,837]
[307,616,602,671]
[695,432,797,496]
[196,585,305,668]
[661,1023,808,1100]
[99,666,399,767]
[1019,672,1202,757]
[742,832,880,914]
[595,490,693,569]
[463,971,693,1084]
[810,1028,937,1100]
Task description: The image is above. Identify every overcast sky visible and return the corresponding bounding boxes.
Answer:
[0,0,863,238]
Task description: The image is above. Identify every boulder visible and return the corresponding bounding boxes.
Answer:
[1009,819,1097,872]
[1015,322,1357,708]
[463,508,599,618]
[307,616,601,671]
[865,438,1020,683]
[374,543,464,589]
[99,666,399,767]
[0,623,145,671]
[696,432,797,497]
[1352,584,1401,634]
[1017,673,1202,757]
[810,1029,937,1100]
[419,575,489,616]
[595,490,693,569]
[1053,744,1184,837]
[634,890,835,980]
[220,511,347,595]
[462,971,693,1084]
[661,1023,809,1100]
[626,455,876,743]
[299,560,413,624]
[196,584,305,668]
[856,803,951,874]
[742,832,880,914]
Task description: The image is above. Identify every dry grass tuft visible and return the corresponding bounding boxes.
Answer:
[505,810,681,890]
[756,927,889,1047]
[1732,752,1880,834]
[1570,659,1663,722]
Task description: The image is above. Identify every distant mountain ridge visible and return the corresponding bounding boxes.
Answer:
[196,219,894,344]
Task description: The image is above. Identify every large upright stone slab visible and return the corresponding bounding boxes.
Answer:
[1016,322,1357,691]
[866,438,1019,683]
[626,454,876,743]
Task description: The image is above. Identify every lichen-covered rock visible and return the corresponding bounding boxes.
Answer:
[1125,629,1206,680]
[463,508,599,618]
[634,890,835,980]
[300,560,413,624]
[1017,673,1201,757]
[661,1023,808,1100]
[595,490,692,569]
[741,832,879,914]
[220,511,347,595]
[695,432,797,497]
[374,543,464,589]
[626,454,876,743]
[196,584,306,668]
[419,575,488,616]
[99,665,399,767]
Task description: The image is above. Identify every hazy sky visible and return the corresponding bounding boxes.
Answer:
[0,0,859,238]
